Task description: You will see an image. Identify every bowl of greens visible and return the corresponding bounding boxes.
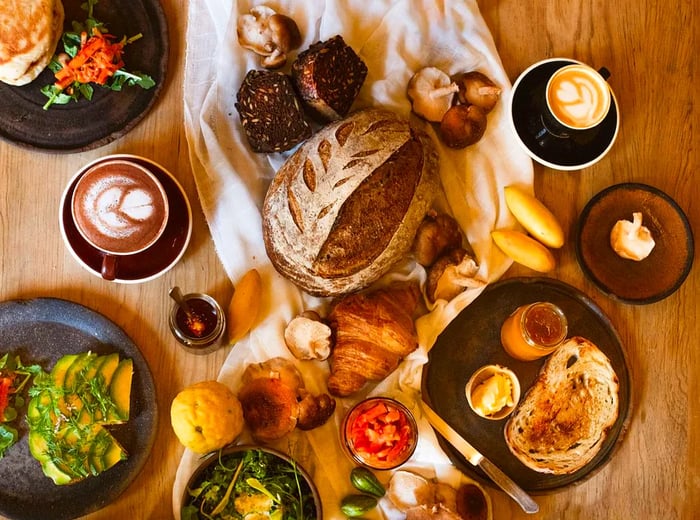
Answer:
[180,445,321,520]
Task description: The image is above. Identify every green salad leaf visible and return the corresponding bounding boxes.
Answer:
[0,353,43,459]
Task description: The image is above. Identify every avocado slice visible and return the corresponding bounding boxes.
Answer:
[108,359,133,422]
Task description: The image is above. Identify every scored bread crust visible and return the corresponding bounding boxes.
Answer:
[262,107,439,297]
[504,336,619,475]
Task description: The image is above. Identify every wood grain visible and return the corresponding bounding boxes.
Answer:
[0,1,696,519]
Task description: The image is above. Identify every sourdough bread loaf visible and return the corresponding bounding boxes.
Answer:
[504,336,620,474]
[262,107,439,296]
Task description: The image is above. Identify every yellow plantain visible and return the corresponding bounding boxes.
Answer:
[504,185,565,248]
[492,229,556,272]
[227,268,262,344]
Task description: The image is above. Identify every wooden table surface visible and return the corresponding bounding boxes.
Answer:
[0,1,696,519]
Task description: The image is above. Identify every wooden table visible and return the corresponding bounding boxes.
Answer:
[0,1,696,518]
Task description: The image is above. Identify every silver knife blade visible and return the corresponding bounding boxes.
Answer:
[421,400,539,514]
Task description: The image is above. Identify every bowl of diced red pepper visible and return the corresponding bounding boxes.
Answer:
[341,396,418,470]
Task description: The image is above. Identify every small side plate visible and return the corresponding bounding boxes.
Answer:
[575,183,694,304]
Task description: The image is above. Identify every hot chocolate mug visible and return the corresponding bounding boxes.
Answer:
[71,159,170,281]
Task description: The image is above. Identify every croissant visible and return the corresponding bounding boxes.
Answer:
[327,282,421,397]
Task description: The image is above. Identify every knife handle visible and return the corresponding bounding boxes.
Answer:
[479,457,539,514]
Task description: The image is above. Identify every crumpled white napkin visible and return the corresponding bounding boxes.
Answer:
[173,0,533,518]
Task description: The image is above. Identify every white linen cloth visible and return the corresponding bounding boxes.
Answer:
[173,0,533,518]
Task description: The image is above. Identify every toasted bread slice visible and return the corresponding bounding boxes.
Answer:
[504,336,619,474]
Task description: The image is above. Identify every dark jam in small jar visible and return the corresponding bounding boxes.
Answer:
[500,302,567,361]
[169,293,226,354]
[176,298,218,338]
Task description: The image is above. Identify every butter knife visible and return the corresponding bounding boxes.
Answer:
[420,400,539,514]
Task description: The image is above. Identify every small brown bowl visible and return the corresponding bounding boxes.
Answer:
[576,183,694,304]
[465,364,521,420]
[180,445,322,519]
[341,397,418,470]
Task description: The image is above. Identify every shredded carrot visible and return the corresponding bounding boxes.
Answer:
[53,28,126,90]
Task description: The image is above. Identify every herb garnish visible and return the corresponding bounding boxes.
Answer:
[182,449,317,520]
[41,0,155,110]
[0,353,42,458]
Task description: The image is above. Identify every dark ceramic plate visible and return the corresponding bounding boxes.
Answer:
[59,154,192,283]
[0,0,168,153]
[575,183,694,304]
[0,298,157,520]
[422,277,631,493]
[509,59,619,170]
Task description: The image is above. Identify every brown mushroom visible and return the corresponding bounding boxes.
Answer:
[412,211,463,267]
[426,248,484,302]
[237,6,302,69]
[456,71,502,113]
[440,104,487,148]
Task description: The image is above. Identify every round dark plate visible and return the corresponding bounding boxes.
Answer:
[0,0,168,153]
[59,154,192,283]
[0,297,157,520]
[422,277,631,493]
[509,59,619,171]
[575,183,694,304]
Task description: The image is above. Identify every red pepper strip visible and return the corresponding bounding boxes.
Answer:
[53,29,126,90]
[0,377,12,419]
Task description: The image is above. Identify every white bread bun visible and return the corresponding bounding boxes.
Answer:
[262,107,439,296]
[0,0,64,86]
[504,336,619,474]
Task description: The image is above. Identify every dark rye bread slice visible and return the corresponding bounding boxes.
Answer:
[504,336,619,475]
[291,35,368,122]
[262,108,439,297]
[235,69,312,153]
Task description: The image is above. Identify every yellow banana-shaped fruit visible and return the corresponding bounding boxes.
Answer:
[504,185,565,248]
[492,229,556,272]
[227,268,262,344]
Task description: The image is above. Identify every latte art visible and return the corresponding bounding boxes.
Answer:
[547,65,611,129]
[72,161,169,254]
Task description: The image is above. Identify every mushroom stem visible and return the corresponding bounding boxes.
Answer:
[430,84,460,99]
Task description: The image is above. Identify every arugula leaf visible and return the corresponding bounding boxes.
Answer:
[0,354,43,459]
[41,0,156,110]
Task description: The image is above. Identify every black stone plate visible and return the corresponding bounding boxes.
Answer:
[422,277,631,493]
[509,59,619,170]
[0,0,168,153]
[576,183,694,304]
[0,298,158,520]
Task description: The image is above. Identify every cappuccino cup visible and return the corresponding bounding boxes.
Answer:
[71,159,170,281]
[546,64,611,131]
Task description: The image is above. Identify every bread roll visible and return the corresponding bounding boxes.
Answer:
[0,0,64,86]
[262,107,439,296]
[504,336,620,474]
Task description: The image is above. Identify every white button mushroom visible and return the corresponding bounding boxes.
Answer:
[237,6,302,69]
[610,212,656,261]
[407,67,459,122]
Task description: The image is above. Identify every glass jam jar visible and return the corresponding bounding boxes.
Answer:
[500,302,567,361]
[169,292,226,354]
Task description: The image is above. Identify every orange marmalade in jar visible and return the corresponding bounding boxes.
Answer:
[500,302,568,361]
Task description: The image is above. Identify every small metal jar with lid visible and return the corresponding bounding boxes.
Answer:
[500,301,568,361]
[169,292,226,354]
